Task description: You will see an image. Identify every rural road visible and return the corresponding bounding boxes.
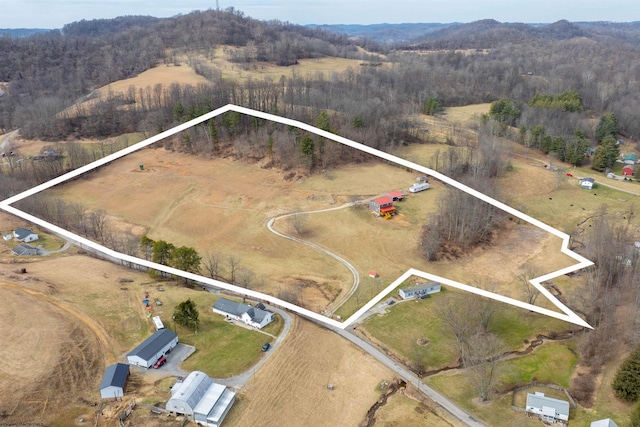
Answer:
[0,129,18,153]
[266,202,361,316]
[329,324,488,427]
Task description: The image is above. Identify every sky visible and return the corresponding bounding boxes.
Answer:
[3,0,640,29]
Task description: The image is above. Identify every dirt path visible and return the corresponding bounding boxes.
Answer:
[0,280,113,358]
[266,202,360,316]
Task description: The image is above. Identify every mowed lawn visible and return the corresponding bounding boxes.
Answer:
[425,342,578,427]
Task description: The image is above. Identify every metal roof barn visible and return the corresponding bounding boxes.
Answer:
[99,363,130,399]
[126,329,178,368]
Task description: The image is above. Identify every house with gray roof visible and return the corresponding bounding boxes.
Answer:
[525,392,569,423]
[212,297,274,329]
[99,363,130,399]
[591,419,619,427]
[167,371,235,427]
[13,227,38,243]
[399,282,441,300]
[126,329,178,368]
[11,244,39,256]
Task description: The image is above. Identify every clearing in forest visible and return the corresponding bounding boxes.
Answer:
[0,104,593,330]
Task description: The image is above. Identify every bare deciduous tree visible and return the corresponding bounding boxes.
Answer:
[463,332,506,401]
[202,251,223,280]
[227,254,242,284]
[519,264,542,305]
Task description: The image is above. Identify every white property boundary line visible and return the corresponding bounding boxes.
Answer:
[0,104,593,329]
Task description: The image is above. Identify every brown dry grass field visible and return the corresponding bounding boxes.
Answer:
[223,317,393,427]
[193,46,385,84]
[41,140,580,317]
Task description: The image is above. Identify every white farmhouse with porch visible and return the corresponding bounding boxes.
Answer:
[13,227,38,243]
[212,297,274,329]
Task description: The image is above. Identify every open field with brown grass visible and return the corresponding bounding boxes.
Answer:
[38,139,581,319]
[223,317,393,427]
[193,46,385,84]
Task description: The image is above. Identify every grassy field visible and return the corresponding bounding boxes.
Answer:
[425,342,577,426]
[361,289,573,372]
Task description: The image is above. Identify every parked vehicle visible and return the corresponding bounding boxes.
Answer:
[409,182,430,193]
[262,342,271,352]
[153,356,167,368]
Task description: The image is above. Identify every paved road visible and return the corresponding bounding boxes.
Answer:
[328,324,487,427]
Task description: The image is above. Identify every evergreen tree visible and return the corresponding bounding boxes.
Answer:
[423,97,444,115]
[170,246,202,276]
[173,298,199,333]
[591,135,620,172]
[612,345,640,402]
[596,113,618,143]
[152,240,175,266]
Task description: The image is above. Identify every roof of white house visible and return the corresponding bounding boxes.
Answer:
[580,177,595,183]
[591,419,619,427]
[526,393,569,416]
[14,227,35,239]
[127,329,177,361]
[401,281,440,294]
[213,297,251,317]
[214,297,271,323]
[99,363,129,390]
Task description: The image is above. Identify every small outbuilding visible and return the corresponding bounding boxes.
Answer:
[579,177,595,189]
[591,419,619,427]
[399,282,441,300]
[167,371,235,427]
[525,392,569,423]
[369,196,396,217]
[11,244,38,256]
[13,228,38,243]
[99,363,130,399]
[126,329,178,368]
[622,164,635,176]
[212,297,274,329]
[387,191,404,201]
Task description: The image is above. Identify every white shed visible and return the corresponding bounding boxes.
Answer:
[127,329,178,368]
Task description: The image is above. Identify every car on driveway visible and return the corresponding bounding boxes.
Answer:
[153,356,167,368]
[261,342,271,352]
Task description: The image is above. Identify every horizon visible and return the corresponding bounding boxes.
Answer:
[3,0,640,30]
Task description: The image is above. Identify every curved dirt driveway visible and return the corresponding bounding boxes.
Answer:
[266,202,360,316]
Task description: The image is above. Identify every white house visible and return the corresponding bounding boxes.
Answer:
[399,282,441,300]
[13,227,38,243]
[167,371,235,427]
[525,392,569,423]
[99,363,130,399]
[212,298,274,329]
[591,419,619,427]
[126,329,178,368]
[580,177,595,189]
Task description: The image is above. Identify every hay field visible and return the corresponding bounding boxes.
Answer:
[42,147,418,312]
[100,63,210,94]
[196,46,382,83]
[224,318,393,427]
